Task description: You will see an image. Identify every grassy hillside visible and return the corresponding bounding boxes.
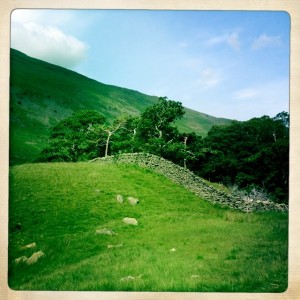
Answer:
[10,49,230,165]
[9,163,288,292]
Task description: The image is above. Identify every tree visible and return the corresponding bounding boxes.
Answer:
[198,112,289,203]
[110,116,142,154]
[99,116,128,157]
[274,111,289,129]
[39,110,105,162]
[100,97,188,163]
[139,97,184,139]
[137,97,185,156]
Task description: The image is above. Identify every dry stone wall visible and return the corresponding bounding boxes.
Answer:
[91,153,288,213]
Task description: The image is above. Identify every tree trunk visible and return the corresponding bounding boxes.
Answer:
[183,136,188,169]
[105,132,112,157]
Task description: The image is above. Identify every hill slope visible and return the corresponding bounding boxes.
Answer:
[9,162,288,291]
[10,49,230,165]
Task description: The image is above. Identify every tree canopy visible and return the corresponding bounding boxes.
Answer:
[39,110,105,162]
[197,113,289,203]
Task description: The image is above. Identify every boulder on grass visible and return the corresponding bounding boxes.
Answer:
[96,228,116,235]
[116,194,123,203]
[20,242,36,250]
[14,256,28,264]
[127,197,139,205]
[26,251,45,265]
[120,276,135,282]
[123,217,138,226]
[24,242,36,249]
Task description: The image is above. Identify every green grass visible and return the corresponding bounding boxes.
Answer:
[8,163,288,292]
[10,48,231,165]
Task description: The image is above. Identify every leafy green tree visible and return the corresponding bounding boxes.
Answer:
[102,97,189,164]
[137,97,185,155]
[198,112,289,203]
[138,97,184,139]
[110,116,141,154]
[39,110,105,162]
[274,111,289,129]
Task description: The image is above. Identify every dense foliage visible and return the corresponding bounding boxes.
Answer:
[197,113,289,203]
[39,98,289,203]
[39,110,105,161]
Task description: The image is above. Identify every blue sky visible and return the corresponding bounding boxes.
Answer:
[11,9,290,120]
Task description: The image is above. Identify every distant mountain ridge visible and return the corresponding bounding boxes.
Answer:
[9,48,231,165]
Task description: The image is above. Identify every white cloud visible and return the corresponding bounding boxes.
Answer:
[251,34,281,50]
[11,9,81,29]
[11,11,89,69]
[204,30,241,51]
[197,68,224,89]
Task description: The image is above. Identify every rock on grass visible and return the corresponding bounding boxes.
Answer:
[14,256,28,264]
[127,197,139,205]
[96,228,116,235]
[116,194,123,203]
[26,251,45,265]
[123,217,138,226]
